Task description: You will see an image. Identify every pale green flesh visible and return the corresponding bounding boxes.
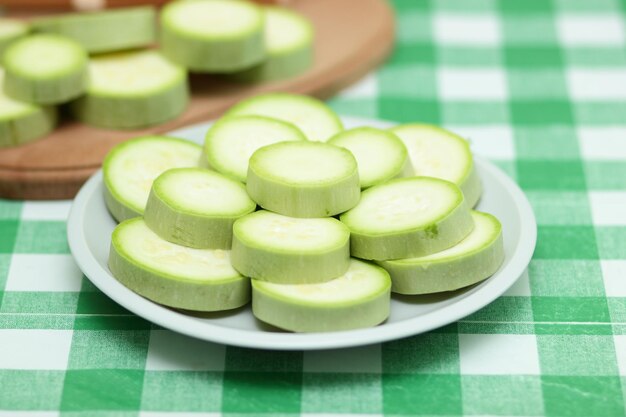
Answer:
[109,218,250,311]
[3,34,85,79]
[264,7,313,53]
[341,177,461,234]
[31,7,155,54]
[329,127,408,189]
[204,115,306,182]
[163,0,262,38]
[379,211,504,295]
[0,70,39,119]
[103,136,202,222]
[87,50,185,96]
[114,218,240,282]
[0,19,28,39]
[251,259,391,332]
[231,210,350,284]
[234,210,349,252]
[154,168,255,216]
[246,141,360,217]
[392,124,472,183]
[227,93,343,142]
[249,141,356,184]
[254,258,390,305]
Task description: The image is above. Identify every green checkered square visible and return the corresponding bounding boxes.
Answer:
[511,101,573,124]
[518,160,587,190]
[0,370,65,410]
[388,42,436,65]
[525,191,592,225]
[378,65,438,98]
[67,330,150,369]
[504,46,563,68]
[379,97,440,124]
[328,97,378,119]
[396,10,432,43]
[13,221,69,254]
[466,296,534,322]
[514,126,580,160]
[584,162,626,190]
[529,260,605,296]
[301,373,382,413]
[534,226,598,259]
[574,102,626,125]
[553,0,621,12]
[441,102,509,124]
[0,200,22,219]
[0,220,18,253]
[434,0,497,12]
[499,0,553,13]
[383,373,462,415]
[72,315,152,331]
[382,333,459,374]
[221,372,301,413]
[438,46,503,66]
[461,375,545,415]
[61,369,144,411]
[141,371,222,411]
[541,376,624,417]
[0,292,79,314]
[532,297,611,323]
[501,15,559,44]
[537,335,619,376]
[596,227,626,259]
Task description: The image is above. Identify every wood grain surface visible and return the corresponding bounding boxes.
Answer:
[0,0,395,199]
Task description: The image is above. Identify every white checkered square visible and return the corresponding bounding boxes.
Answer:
[589,192,626,226]
[558,15,625,46]
[438,68,507,101]
[339,74,378,99]
[21,201,72,221]
[567,69,626,100]
[601,261,626,297]
[145,330,225,371]
[578,127,626,160]
[446,125,515,160]
[611,335,626,376]
[0,330,72,370]
[434,14,501,46]
[304,345,381,373]
[5,254,83,292]
[459,334,540,375]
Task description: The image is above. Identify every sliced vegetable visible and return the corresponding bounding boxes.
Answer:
[232,6,313,82]
[103,136,203,223]
[32,7,156,54]
[231,210,350,284]
[0,18,29,57]
[328,127,409,189]
[391,124,482,207]
[226,93,343,142]
[0,69,56,148]
[71,50,188,129]
[378,211,504,294]
[3,34,88,104]
[161,0,265,72]
[144,167,256,249]
[252,259,391,332]
[247,141,360,217]
[109,217,250,312]
[204,115,306,183]
[340,177,474,261]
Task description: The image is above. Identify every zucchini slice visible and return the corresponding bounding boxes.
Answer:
[161,0,264,72]
[247,141,360,217]
[391,124,482,207]
[226,93,343,142]
[328,127,410,189]
[71,50,188,129]
[144,167,256,249]
[0,18,29,57]
[204,115,306,183]
[252,259,391,332]
[109,217,250,312]
[232,6,313,82]
[231,210,350,284]
[103,136,203,223]
[378,211,504,294]
[3,34,88,104]
[340,177,473,261]
[0,69,57,148]
[32,7,156,54]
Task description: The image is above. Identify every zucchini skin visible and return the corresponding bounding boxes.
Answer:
[0,105,56,148]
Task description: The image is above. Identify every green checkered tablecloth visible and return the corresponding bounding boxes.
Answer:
[1,0,626,415]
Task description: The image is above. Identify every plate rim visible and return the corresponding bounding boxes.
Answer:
[67,117,537,350]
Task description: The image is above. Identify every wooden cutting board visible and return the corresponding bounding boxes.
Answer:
[0,0,395,200]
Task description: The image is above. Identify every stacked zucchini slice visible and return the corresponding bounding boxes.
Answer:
[0,0,315,148]
[104,92,505,333]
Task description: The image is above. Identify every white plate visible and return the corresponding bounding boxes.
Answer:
[67,116,536,350]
